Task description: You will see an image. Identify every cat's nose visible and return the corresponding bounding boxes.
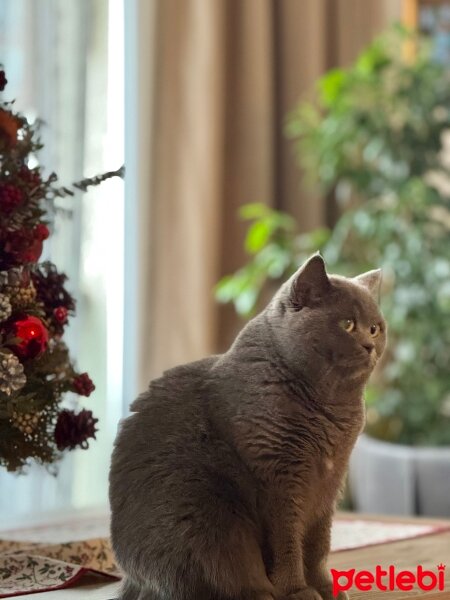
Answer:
[362,342,375,355]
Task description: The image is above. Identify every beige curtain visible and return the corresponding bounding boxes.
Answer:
[130,0,402,389]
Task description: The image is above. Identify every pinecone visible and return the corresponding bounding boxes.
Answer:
[32,262,75,313]
[0,352,26,396]
[5,283,37,309]
[0,266,27,288]
[0,293,12,321]
[54,409,98,451]
[11,410,41,435]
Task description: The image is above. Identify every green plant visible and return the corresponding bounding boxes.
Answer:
[215,27,450,446]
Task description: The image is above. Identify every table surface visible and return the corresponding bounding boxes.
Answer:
[3,512,450,600]
[329,513,450,599]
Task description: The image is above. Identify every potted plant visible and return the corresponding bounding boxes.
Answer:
[216,27,450,516]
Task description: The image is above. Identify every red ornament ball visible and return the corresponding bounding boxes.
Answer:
[53,306,68,325]
[6,315,49,359]
[73,372,95,397]
[34,223,50,241]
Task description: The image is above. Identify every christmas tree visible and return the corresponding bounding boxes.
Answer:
[0,69,123,472]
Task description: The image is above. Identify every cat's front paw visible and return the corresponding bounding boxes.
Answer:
[317,585,348,600]
[281,586,323,600]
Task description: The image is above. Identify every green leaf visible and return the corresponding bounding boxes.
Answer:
[239,203,269,220]
[215,25,450,446]
[271,212,296,231]
[245,220,272,254]
[214,275,241,303]
[236,288,259,315]
[318,69,346,107]
[355,41,389,75]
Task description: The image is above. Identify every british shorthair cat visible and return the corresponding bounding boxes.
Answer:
[109,254,386,600]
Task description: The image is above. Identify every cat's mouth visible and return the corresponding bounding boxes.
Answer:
[340,356,377,381]
[338,350,378,375]
[367,350,379,368]
[356,350,378,374]
[313,344,379,372]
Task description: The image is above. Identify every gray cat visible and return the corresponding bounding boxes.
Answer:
[109,254,386,600]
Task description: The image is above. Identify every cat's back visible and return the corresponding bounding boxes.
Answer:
[109,354,261,576]
[109,356,224,552]
[111,355,219,462]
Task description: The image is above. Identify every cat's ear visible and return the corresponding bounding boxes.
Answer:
[289,253,330,308]
[354,269,382,302]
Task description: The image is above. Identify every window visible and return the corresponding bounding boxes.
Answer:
[0,0,124,517]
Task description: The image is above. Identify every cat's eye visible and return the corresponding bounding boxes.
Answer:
[340,318,356,333]
[370,323,381,337]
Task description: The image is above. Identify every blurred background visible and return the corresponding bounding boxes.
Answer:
[0,0,449,521]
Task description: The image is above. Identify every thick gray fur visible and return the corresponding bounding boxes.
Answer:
[109,255,386,600]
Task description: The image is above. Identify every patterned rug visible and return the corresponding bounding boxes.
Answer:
[1,515,449,597]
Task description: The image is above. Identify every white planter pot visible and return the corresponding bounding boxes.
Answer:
[349,433,450,517]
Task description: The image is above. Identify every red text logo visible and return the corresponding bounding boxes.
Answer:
[330,564,446,596]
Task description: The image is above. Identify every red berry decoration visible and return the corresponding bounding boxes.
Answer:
[34,223,50,241]
[22,238,43,263]
[72,372,95,396]
[54,409,98,451]
[2,228,44,266]
[53,306,68,325]
[0,183,23,213]
[0,70,7,91]
[6,315,49,359]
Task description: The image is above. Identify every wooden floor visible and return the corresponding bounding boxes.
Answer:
[7,513,450,599]
[330,513,450,599]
